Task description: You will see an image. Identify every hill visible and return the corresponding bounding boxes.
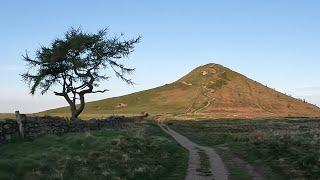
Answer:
[0,113,15,119]
[41,63,320,119]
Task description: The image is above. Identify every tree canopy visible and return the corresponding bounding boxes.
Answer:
[22,28,141,120]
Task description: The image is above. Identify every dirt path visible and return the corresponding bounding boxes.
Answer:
[158,122,229,180]
[194,90,215,114]
[184,86,215,115]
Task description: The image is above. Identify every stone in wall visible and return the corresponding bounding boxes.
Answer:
[0,115,139,144]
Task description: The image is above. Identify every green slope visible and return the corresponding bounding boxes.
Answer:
[40,63,320,119]
[41,83,199,119]
[40,64,238,119]
[40,63,235,119]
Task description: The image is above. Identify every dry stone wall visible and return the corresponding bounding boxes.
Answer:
[0,116,136,144]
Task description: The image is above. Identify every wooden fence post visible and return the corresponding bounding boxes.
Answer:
[15,111,25,139]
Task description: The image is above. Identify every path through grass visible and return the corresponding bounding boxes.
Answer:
[167,119,320,179]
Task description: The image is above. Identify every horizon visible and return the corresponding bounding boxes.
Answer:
[1,0,320,113]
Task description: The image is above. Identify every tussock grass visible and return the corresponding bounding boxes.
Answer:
[0,123,188,180]
[168,119,320,179]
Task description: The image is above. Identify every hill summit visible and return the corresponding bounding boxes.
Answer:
[42,63,320,119]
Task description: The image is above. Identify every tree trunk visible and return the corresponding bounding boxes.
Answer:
[70,105,78,121]
[74,93,86,119]
[67,100,78,121]
[63,94,78,121]
[68,94,86,121]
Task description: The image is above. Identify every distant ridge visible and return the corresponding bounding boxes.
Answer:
[41,63,320,119]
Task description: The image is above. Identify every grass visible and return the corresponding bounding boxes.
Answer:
[215,148,252,180]
[39,63,239,119]
[0,122,188,180]
[40,82,196,118]
[0,113,15,119]
[196,149,212,177]
[207,79,227,89]
[167,119,320,179]
[37,62,320,120]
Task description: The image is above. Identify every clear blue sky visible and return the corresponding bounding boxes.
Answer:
[1,0,320,113]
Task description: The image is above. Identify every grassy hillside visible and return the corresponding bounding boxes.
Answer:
[0,122,188,180]
[41,63,320,119]
[0,114,15,119]
[40,83,197,119]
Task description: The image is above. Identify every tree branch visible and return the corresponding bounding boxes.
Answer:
[91,89,109,94]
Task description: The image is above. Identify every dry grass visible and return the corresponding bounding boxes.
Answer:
[168,118,320,179]
[39,63,320,119]
[0,113,15,119]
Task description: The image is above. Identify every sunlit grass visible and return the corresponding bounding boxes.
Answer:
[0,122,188,180]
[0,113,15,119]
